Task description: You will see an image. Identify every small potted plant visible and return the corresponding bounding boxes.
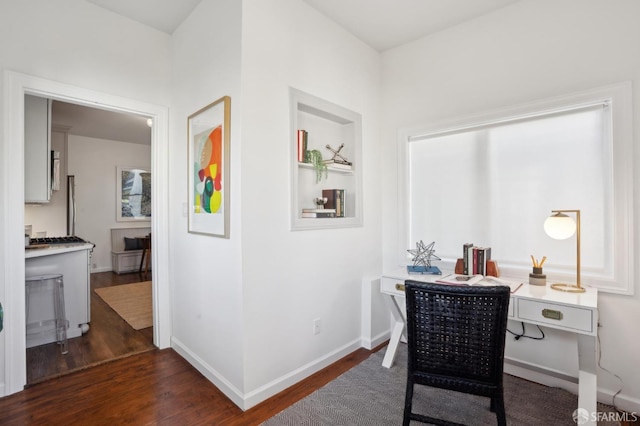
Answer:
[305,149,327,183]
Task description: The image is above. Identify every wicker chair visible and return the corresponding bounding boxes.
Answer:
[403,281,510,426]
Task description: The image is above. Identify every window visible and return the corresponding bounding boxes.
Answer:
[399,83,633,294]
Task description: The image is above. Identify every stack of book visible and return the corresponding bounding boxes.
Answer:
[462,243,492,276]
[301,208,336,218]
[297,129,308,162]
[322,159,352,170]
[322,189,345,217]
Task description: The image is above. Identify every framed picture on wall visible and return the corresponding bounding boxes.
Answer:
[187,96,231,237]
[117,166,151,222]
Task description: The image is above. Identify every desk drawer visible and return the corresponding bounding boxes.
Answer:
[508,297,515,318]
[517,299,594,333]
[381,277,406,296]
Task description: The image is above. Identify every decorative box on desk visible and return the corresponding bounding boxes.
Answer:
[379,267,599,426]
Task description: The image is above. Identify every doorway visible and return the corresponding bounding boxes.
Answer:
[3,70,171,396]
[25,100,156,384]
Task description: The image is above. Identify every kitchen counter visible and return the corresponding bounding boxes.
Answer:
[25,242,94,259]
[25,243,93,347]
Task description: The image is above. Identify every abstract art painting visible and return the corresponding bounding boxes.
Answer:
[117,166,151,222]
[187,96,231,237]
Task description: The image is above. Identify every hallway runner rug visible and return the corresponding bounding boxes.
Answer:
[95,281,152,330]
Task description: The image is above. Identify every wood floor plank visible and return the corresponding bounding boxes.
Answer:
[26,271,156,384]
[2,339,383,425]
[10,270,386,424]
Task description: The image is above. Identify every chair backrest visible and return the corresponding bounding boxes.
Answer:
[404,281,510,386]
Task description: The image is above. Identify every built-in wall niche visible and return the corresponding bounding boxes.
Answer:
[290,88,362,230]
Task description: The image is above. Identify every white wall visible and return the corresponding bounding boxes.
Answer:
[239,0,382,406]
[68,135,151,272]
[381,0,640,411]
[0,0,170,395]
[167,0,246,407]
[169,0,384,409]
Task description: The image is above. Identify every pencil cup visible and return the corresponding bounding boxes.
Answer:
[529,267,546,286]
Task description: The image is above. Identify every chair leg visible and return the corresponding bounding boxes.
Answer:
[493,394,506,426]
[403,378,414,426]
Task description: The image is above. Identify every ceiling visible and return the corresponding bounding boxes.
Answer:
[68,0,519,144]
[84,0,204,34]
[52,101,151,145]
[301,0,519,52]
[83,0,520,51]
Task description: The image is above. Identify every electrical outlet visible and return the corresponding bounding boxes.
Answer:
[313,318,321,335]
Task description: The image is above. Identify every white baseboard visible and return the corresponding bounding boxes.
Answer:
[171,336,362,411]
[171,336,245,408]
[505,357,640,414]
[242,338,362,409]
[361,330,390,350]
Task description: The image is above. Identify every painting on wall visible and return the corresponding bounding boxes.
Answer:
[187,96,231,237]
[117,166,151,222]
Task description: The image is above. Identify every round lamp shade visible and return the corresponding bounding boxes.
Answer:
[544,213,576,240]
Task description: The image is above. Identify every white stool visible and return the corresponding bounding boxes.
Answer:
[25,274,68,354]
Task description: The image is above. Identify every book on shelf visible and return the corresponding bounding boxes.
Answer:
[322,189,345,217]
[297,129,308,163]
[407,265,442,275]
[436,273,523,293]
[301,211,336,218]
[301,208,336,213]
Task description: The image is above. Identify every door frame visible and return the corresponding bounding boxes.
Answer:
[2,70,171,396]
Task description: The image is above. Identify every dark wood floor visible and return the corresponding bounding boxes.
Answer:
[26,271,155,384]
[5,335,382,425]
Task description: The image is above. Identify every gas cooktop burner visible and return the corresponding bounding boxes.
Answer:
[29,236,88,245]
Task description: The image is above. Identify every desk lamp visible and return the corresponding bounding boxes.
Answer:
[543,209,585,293]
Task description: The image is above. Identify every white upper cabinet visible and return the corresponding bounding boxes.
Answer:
[24,95,52,203]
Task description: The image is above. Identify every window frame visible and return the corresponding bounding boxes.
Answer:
[397,82,634,295]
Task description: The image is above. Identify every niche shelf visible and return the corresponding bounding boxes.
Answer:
[290,88,363,230]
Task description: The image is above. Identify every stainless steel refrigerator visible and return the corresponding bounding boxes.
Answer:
[67,175,76,236]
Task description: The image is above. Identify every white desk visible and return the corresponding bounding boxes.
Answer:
[381,268,599,426]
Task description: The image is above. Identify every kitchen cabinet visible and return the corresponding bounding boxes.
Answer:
[25,94,52,203]
[25,243,93,346]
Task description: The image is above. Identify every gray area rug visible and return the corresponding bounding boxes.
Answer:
[262,344,619,425]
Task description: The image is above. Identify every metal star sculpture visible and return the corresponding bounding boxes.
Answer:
[407,240,441,268]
